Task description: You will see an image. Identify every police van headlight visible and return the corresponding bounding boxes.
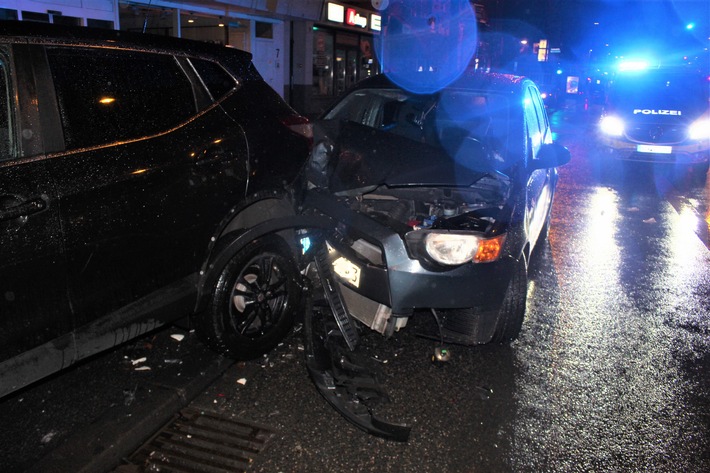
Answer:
[599,116,625,137]
[689,118,710,141]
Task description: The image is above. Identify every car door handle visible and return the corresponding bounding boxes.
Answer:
[0,196,46,222]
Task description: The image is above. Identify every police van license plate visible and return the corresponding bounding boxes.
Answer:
[637,144,672,154]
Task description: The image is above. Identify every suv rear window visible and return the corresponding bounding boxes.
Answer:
[46,47,196,150]
[189,58,236,101]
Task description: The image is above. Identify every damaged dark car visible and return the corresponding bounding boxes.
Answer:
[299,72,570,440]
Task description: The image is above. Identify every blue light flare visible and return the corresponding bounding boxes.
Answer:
[374,0,478,94]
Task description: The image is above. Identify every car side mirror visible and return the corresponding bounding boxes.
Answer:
[532,142,571,169]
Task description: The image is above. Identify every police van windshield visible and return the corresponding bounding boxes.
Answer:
[609,70,709,116]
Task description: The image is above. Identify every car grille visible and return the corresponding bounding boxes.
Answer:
[626,124,686,144]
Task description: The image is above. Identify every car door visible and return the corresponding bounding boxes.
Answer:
[523,85,554,245]
[36,45,249,349]
[0,45,73,397]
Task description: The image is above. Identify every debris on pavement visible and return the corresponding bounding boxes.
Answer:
[130,357,147,366]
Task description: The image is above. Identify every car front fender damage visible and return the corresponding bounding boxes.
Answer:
[200,214,412,440]
[302,232,411,441]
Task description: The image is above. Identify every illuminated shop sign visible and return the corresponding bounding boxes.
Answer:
[326,2,380,32]
[370,13,381,31]
[346,8,367,28]
[327,3,344,23]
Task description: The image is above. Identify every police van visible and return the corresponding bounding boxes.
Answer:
[597,61,709,179]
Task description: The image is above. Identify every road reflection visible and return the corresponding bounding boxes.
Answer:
[509,108,710,471]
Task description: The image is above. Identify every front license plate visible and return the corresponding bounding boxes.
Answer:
[332,256,361,288]
[637,144,672,154]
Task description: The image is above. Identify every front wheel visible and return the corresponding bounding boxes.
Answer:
[690,161,709,187]
[197,234,300,360]
[491,258,528,343]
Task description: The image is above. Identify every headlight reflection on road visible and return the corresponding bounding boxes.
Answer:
[668,203,708,280]
[676,204,702,251]
[582,187,622,277]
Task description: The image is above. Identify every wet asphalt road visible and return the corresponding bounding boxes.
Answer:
[1,102,709,472]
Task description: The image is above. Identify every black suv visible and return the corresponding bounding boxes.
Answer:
[0,21,311,398]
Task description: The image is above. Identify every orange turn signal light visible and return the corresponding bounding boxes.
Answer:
[474,234,506,263]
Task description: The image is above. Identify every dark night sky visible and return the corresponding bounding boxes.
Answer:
[347,1,708,66]
[484,0,708,60]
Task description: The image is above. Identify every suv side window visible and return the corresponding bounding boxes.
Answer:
[189,58,237,101]
[46,47,196,150]
[0,51,13,160]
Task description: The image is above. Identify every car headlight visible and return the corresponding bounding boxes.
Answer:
[424,232,506,265]
[599,116,625,137]
[689,118,710,141]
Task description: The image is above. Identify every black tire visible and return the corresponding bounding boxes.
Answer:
[529,208,552,273]
[538,208,551,244]
[198,234,300,360]
[691,161,709,187]
[491,258,528,343]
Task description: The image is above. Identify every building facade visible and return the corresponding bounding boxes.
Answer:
[0,0,383,117]
[0,1,491,117]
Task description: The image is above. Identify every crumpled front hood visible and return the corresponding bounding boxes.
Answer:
[318,121,498,193]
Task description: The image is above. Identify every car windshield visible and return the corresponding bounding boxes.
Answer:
[324,87,510,163]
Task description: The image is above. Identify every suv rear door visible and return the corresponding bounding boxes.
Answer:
[0,44,73,394]
[34,44,250,353]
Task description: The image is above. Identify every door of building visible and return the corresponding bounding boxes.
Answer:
[252,21,284,97]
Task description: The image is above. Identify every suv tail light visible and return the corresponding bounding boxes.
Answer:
[282,115,313,143]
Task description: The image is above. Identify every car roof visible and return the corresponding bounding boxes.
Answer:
[348,71,533,97]
[0,20,253,64]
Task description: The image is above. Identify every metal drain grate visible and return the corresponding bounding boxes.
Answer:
[127,407,277,472]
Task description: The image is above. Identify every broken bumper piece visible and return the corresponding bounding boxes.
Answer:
[302,249,411,442]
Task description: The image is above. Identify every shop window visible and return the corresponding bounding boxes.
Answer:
[119,5,175,36]
[22,12,49,23]
[359,37,377,80]
[46,47,196,151]
[313,29,334,96]
[0,9,17,21]
[87,19,114,29]
[255,22,273,39]
[179,12,230,46]
[53,15,82,27]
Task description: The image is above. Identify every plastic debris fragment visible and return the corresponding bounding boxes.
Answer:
[170,333,185,342]
[237,378,247,385]
[131,357,147,365]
